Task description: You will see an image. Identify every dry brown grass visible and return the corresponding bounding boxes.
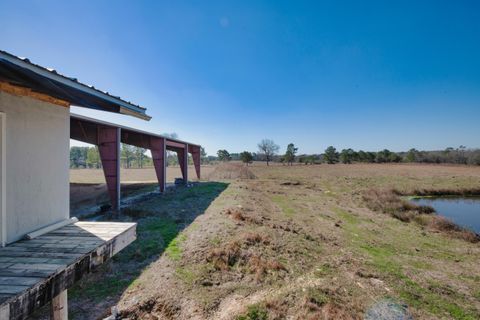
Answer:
[299,287,360,320]
[70,165,215,184]
[119,296,180,320]
[409,188,480,197]
[315,303,358,320]
[429,215,480,243]
[223,206,264,225]
[362,189,434,222]
[241,232,271,246]
[109,163,480,320]
[207,241,242,271]
[224,207,246,221]
[206,232,285,281]
[206,162,256,180]
[248,254,287,282]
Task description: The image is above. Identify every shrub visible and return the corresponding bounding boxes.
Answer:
[362,189,434,222]
[429,216,480,243]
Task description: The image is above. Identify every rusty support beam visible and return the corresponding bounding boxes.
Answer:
[150,137,166,192]
[166,140,186,149]
[177,145,188,183]
[189,144,201,179]
[98,126,120,211]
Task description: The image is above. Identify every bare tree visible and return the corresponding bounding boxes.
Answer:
[257,139,280,166]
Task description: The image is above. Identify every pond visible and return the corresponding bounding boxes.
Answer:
[411,197,480,233]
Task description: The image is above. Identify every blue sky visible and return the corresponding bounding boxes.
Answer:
[1,0,479,155]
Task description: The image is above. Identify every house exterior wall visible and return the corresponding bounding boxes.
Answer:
[0,91,70,244]
[0,112,5,246]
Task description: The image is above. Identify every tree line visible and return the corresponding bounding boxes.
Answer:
[70,145,154,169]
[216,141,480,166]
[70,131,210,169]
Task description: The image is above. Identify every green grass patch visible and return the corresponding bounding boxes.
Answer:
[398,278,477,320]
[305,287,329,306]
[474,290,480,300]
[333,207,360,225]
[176,266,197,285]
[209,235,222,246]
[236,304,268,320]
[70,274,130,302]
[166,233,187,261]
[314,263,334,277]
[360,243,477,319]
[360,243,401,276]
[337,208,478,320]
[271,194,296,216]
[116,217,179,262]
[68,181,229,317]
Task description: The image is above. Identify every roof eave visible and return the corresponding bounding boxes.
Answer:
[119,106,152,121]
[0,50,151,121]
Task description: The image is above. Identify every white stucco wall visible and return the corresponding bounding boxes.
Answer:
[0,91,70,244]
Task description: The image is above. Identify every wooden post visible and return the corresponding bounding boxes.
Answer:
[51,289,68,320]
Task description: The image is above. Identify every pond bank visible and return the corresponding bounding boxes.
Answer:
[411,196,480,234]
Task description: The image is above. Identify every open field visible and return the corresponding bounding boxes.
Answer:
[70,165,216,184]
[69,166,216,215]
[36,163,480,319]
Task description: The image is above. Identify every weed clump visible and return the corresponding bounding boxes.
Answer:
[248,254,286,282]
[206,232,286,281]
[223,207,264,225]
[302,288,329,311]
[207,241,242,270]
[207,162,256,180]
[363,189,434,221]
[236,304,268,320]
[225,207,246,221]
[429,216,480,243]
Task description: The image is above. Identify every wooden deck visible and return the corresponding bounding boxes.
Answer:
[0,221,136,320]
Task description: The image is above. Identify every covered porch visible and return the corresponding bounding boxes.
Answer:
[70,114,202,211]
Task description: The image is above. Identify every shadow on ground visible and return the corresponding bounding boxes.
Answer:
[29,181,228,320]
[70,183,160,218]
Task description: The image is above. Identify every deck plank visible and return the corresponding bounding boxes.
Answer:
[0,221,136,320]
[0,277,43,286]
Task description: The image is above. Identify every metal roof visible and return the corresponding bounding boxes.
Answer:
[71,113,200,147]
[0,50,151,120]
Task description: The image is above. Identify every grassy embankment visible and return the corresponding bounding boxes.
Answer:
[54,163,479,320]
[66,182,228,319]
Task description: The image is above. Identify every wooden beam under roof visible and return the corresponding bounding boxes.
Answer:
[0,81,70,108]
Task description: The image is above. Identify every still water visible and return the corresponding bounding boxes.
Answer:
[411,197,480,233]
